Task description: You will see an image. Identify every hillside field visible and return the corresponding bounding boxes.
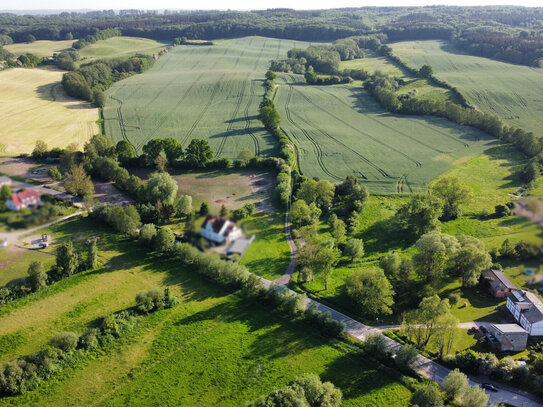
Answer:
[0,217,412,406]
[103,37,305,158]
[275,73,496,193]
[390,40,543,135]
[4,40,74,58]
[0,67,98,154]
[77,36,168,63]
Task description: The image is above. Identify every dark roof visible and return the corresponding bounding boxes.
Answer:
[202,215,228,234]
[508,290,543,323]
[482,269,517,291]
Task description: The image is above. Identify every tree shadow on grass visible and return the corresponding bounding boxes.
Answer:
[358,217,413,257]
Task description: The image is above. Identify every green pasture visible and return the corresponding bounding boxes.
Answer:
[275,73,496,193]
[77,36,168,63]
[0,217,412,407]
[4,40,73,58]
[103,37,306,158]
[390,40,543,135]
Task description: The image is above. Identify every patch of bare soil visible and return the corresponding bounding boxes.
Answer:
[0,157,54,183]
[92,181,134,206]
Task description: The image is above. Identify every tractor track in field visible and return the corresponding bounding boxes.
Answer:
[253,40,268,70]
[396,174,413,194]
[323,87,453,154]
[289,75,422,169]
[243,80,261,156]
[286,75,392,179]
[216,78,248,158]
[283,81,341,181]
[135,48,226,150]
[109,95,137,152]
[183,73,226,146]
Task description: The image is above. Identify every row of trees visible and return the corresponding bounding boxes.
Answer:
[0,240,98,306]
[0,288,177,396]
[71,28,120,50]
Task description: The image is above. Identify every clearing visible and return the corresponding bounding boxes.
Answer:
[0,217,412,407]
[103,36,307,158]
[390,40,543,135]
[275,73,496,194]
[0,67,98,154]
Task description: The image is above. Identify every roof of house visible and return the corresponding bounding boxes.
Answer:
[9,189,40,207]
[491,323,528,334]
[482,269,517,291]
[508,290,543,323]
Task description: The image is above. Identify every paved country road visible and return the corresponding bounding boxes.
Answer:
[270,209,543,407]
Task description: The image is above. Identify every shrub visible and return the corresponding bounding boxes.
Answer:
[441,369,469,400]
[135,288,178,314]
[395,344,418,371]
[50,332,79,352]
[48,166,62,181]
[364,332,391,360]
[410,383,444,407]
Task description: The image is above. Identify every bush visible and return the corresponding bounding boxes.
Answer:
[135,288,178,314]
[395,344,418,371]
[48,166,62,181]
[410,383,444,407]
[50,332,79,352]
[364,332,391,360]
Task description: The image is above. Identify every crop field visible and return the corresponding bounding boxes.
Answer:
[274,73,496,193]
[0,67,98,154]
[77,36,168,64]
[4,40,74,58]
[103,37,308,158]
[390,40,543,135]
[0,217,412,407]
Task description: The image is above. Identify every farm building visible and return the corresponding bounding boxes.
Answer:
[486,324,529,352]
[506,290,543,336]
[482,269,517,298]
[6,189,41,212]
[201,215,242,244]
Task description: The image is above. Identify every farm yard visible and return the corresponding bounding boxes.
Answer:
[103,37,307,159]
[390,40,543,135]
[0,217,412,407]
[274,73,496,194]
[0,67,98,154]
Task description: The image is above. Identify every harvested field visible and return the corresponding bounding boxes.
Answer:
[4,40,73,58]
[0,67,98,154]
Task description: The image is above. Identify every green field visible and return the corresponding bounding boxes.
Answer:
[0,217,412,406]
[390,40,543,135]
[275,73,496,193]
[103,37,305,158]
[77,36,168,63]
[4,40,74,58]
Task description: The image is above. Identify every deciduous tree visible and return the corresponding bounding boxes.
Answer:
[345,268,394,317]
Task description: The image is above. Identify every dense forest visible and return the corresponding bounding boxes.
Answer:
[0,6,542,66]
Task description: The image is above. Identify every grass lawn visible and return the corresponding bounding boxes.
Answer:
[0,247,55,287]
[240,212,291,280]
[0,217,413,407]
[340,51,404,77]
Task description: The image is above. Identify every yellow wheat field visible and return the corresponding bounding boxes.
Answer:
[0,67,98,154]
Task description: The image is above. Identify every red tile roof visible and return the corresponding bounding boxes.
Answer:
[9,189,40,207]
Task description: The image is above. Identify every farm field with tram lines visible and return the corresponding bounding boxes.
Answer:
[274,73,496,194]
[103,37,306,159]
[390,40,543,135]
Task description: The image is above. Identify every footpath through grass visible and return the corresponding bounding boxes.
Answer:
[0,217,412,407]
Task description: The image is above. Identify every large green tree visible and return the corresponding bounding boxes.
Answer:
[398,193,443,236]
[184,139,213,167]
[27,261,47,291]
[453,235,492,287]
[431,176,473,221]
[145,172,178,205]
[345,268,394,317]
[64,165,94,198]
[412,231,459,285]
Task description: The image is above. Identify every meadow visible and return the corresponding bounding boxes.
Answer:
[274,73,496,194]
[0,67,98,154]
[390,40,543,135]
[4,40,74,58]
[77,36,168,63]
[0,217,412,407]
[103,37,308,159]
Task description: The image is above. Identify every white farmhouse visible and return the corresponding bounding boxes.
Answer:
[200,215,242,244]
[506,290,543,336]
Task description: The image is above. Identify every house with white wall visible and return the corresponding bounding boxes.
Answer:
[506,290,543,337]
[6,189,42,212]
[200,215,242,244]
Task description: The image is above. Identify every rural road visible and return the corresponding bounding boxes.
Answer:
[271,210,543,407]
[0,211,85,245]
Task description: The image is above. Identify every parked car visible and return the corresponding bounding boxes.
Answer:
[39,242,48,248]
[538,287,543,294]
[481,383,498,392]
[480,326,488,334]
